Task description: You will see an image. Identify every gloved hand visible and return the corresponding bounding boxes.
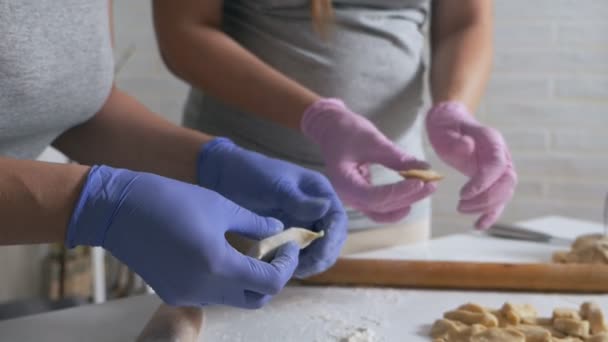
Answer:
[198,138,347,278]
[426,101,517,229]
[66,165,299,308]
[300,98,437,223]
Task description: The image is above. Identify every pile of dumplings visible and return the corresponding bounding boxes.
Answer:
[431,302,607,342]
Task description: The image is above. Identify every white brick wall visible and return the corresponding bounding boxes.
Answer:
[428,0,608,236]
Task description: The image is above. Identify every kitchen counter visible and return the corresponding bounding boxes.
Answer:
[0,216,604,341]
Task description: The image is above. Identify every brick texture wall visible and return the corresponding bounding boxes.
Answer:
[428,0,608,236]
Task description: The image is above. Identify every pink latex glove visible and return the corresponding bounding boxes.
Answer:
[426,101,517,230]
[301,98,437,223]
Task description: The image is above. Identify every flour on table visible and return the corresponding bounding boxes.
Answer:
[340,328,376,342]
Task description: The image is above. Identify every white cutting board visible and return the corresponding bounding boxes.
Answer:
[347,216,604,263]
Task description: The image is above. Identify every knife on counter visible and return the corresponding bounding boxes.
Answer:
[486,223,573,245]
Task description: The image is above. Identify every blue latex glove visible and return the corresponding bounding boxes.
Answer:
[198,138,348,278]
[66,165,299,308]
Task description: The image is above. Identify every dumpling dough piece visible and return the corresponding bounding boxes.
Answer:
[500,303,538,325]
[552,318,589,338]
[444,310,498,328]
[514,324,552,342]
[246,227,324,261]
[587,332,608,342]
[551,337,584,342]
[399,169,443,182]
[470,327,525,342]
[448,324,488,342]
[432,302,607,342]
[430,319,468,339]
[553,234,608,264]
[581,302,608,335]
[458,303,489,314]
[553,308,581,321]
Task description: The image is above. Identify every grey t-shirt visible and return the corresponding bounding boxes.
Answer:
[0,0,114,160]
[184,0,431,230]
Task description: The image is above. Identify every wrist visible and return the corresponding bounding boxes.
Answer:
[65,165,138,248]
[427,100,478,126]
[300,98,348,142]
[196,137,236,190]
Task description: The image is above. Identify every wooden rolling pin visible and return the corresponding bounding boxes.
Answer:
[303,259,608,293]
[137,305,203,342]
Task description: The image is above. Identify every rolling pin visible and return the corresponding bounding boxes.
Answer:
[303,259,608,293]
[137,305,203,342]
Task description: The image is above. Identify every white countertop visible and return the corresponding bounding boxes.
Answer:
[0,216,605,341]
[347,215,604,263]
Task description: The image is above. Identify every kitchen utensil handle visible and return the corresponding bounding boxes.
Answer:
[137,305,203,342]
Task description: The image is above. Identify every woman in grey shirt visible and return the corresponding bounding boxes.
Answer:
[155,0,517,253]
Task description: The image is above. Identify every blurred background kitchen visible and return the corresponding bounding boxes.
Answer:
[1,0,606,317]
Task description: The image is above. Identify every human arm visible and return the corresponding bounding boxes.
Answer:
[153,0,318,130]
[53,86,212,184]
[0,158,89,245]
[430,0,493,111]
[426,0,517,229]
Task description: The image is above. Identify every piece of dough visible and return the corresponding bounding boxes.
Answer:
[553,308,581,321]
[245,227,325,261]
[470,327,525,342]
[553,234,608,264]
[514,324,552,342]
[399,169,444,182]
[581,302,608,335]
[551,337,584,342]
[501,303,538,325]
[431,319,468,339]
[444,310,498,327]
[459,303,489,314]
[448,324,488,342]
[521,317,553,327]
[587,332,608,342]
[552,318,589,338]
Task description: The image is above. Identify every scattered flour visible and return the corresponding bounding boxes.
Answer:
[339,328,376,342]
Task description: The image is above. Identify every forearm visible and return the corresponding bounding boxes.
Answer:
[0,158,89,245]
[430,1,493,112]
[53,87,212,183]
[153,1,319,130]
